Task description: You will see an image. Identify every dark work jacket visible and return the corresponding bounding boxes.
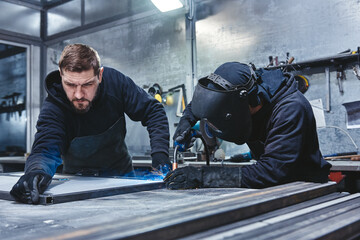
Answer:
[184,70,331,189]
[241,73,331,188]
[25,67,169,176]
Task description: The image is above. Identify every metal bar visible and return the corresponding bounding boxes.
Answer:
[199,194,360,240]
[42,182,336,239]
[325,67,331,112]
[39,181,165,205]
[40,8,47,41]
[80,0,85,27]
[2,0,43,10]
[0,29,42,46]
[237,194,360,240]
[42,0,75,10]
[0,181,164,204]
[0,174,165,205]
[182,192,351,240]
[276,202,360,240]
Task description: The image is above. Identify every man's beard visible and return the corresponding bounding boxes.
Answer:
[71,99,92,114]
[69,85,100,114]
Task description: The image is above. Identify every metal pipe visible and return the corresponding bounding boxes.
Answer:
[173,145,179,170]
[325,67,331,112]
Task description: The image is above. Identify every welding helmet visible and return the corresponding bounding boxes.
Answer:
[191,62,258,144]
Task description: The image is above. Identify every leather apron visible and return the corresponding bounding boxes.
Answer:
[62,117,133,176]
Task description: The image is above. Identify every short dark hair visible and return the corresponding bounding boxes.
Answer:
[59,43,101,76]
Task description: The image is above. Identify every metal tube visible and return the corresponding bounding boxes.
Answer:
[325,67,331,112]
[173,145,179,170]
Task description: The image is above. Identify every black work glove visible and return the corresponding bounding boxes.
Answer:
[10,170,52,204]
[164,166,242,190]
[173,117,196,149]
[152,152,172,174]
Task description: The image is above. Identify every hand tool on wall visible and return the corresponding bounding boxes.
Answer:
[294,75,309,94]
[148,83,163,102]
[353,64,360,80]
[336,68,346,95]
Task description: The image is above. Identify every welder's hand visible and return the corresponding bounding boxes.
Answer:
[173,118,196,149]
[163,166,202,190]
[10,170,52,204]
[151,152,172,174]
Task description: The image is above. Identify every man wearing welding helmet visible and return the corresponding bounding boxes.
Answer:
[164,62,331,189]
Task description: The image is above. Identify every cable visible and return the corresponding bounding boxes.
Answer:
[317,125,359,151]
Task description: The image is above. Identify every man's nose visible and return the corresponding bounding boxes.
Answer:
[74,85,84,99]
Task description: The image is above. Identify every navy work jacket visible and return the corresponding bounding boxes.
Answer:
[25,67,169,176]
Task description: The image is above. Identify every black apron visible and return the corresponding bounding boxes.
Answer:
[62,117,133,176]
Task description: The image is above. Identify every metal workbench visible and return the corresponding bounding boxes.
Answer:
[1,175,360,239]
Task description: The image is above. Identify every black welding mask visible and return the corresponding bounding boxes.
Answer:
[191,63,257,144]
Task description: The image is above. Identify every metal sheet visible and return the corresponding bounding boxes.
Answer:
[183,192,351,240]
[185,193,360,240]
[40,181,337,239]
[328,160,360,171]
[0,173,164,204]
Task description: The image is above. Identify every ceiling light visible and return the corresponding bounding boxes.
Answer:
[151,0,184,12]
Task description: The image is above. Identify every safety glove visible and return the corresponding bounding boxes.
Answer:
[163,166,242,190]
[10,170,52,204]
[151,152,172,174]
[173,118,196,151]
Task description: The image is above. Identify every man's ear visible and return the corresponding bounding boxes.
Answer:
[98,67,104,83]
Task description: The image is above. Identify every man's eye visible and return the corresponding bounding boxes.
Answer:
[83,83,93,87]
[66,83,76,87]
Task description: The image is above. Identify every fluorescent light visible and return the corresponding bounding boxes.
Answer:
[151,0,184,12]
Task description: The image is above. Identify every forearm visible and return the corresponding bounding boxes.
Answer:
[182,102,199,126]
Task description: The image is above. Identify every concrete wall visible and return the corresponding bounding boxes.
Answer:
[0,50,27,155]
[195,0,360,156]
[43,0,360,156]
[46,10,187,155]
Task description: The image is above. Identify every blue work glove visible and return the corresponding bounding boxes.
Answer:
[173,118,196,151]
[152,152,172,174]
[10,170,52,204]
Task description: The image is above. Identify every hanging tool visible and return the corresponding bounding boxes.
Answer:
[336,68,346,95]
[353,65,360,80]
[294,75,309,94]
[148,83,163,102]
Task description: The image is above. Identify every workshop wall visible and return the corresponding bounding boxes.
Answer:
[0,51,27,156]
[46,8,187,155]
[195,0,360,156]
[42,0,360,156]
